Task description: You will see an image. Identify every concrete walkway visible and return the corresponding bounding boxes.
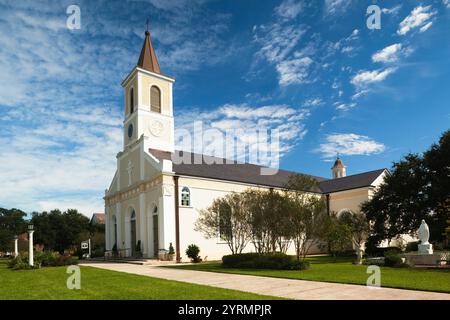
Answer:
[81,262,450,300]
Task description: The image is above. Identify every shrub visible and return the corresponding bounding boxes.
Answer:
[8,252,78,270]
[36,251,58,267]
[366,246,402,257]
[186,244,201,263]
[168,243,175,255]
[7,255,39,270]
[222,253,310,270]
[405,241,419,252]
[384,250,408,268]
[363,257,385,266]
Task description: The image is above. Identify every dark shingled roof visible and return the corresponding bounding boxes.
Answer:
[318,169,386,193]
[149,149,386,194]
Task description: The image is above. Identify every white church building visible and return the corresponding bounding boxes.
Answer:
[104,30,391,261]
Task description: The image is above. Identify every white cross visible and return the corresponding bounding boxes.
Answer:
[126,160,134,186]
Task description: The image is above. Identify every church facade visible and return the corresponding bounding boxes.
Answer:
[104,31,391,261]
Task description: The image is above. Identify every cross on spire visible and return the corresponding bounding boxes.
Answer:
[146,18,149,32]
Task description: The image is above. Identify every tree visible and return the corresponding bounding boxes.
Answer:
[32,209,90,253]
[0,208,27,252]
[246,189,292,254]
[338,210,369,264]
[323,215,352,260]
[284,174,328,261]
[362,130,450,246]
[195,192,252,254]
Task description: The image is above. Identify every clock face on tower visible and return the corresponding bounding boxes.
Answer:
[149,120,164,137]
[128,123,133,138]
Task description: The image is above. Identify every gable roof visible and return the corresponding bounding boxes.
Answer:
[149,149,386,194]
[90,213,105,225]
[318,169,387,193]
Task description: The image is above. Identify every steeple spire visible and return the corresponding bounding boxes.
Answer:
[137,28,161,74]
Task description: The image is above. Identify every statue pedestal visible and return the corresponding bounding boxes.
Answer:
[418,243,433,255]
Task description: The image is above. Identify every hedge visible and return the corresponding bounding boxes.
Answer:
[222,253,310,270]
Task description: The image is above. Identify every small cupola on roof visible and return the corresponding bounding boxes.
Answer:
[137,30,161,74]
[332,156,346,179]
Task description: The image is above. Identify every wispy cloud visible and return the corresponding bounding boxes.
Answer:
[382,5,402,15]
[372,43,411,63]
[351,68,397,87]
[324,0,353,16]
[303,98,323,107]
[317,133,386,158]
[175,103,310,163]
[397,5,437,36]
[275,0,303,20]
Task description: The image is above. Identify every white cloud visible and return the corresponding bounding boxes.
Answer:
[382,5,402,15]
[372,43,403,63]
[303,98,323,107]
[276,56,313,86]
[324,0,353,16]
[175,104,310,164]
[318,133,386,158]
[419,22,433,33]
[275,0,303,19]
[351,89,370,100]
[397,5,437,35]
[443,0,450,9]
[351,67,397,87]
[335,103,356,111]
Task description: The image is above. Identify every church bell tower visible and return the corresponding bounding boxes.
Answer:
[332,156,346,179]
[121,30,175,152]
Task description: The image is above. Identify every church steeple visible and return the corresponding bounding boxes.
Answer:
[137,30,161,74]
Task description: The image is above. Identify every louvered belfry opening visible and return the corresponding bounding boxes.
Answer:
[151,85,161,113]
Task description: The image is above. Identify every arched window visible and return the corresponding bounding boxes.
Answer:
[150,86,161,113]
[130,88,134,114]
[181,187,190,206]
[130,210,136,221]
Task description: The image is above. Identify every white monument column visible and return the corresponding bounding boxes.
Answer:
[14,236,19,257]
[28,224,34,267]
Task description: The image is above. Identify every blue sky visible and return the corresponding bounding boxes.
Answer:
[0,0,449,216]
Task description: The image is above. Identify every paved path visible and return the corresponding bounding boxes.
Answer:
[81,262,450,300]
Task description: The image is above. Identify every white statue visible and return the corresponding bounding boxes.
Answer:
[418,220,433,255]
[418,220,430,244]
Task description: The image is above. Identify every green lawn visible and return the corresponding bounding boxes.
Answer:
[168,256,450,293]
[0,260,278,300]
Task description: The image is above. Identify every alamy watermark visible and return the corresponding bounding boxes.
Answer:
[366,265,381,289]
[367,5,382,30]
[66,5,81,30]
[172,121,280,176]
[66,265,81,290]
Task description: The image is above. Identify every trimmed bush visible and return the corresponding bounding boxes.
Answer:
[405,241,419,252]
[363,257,385,266]
[384,250,408,268]
[366,246,402,257]
[222,253,310,270]
[186,244,201,263]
